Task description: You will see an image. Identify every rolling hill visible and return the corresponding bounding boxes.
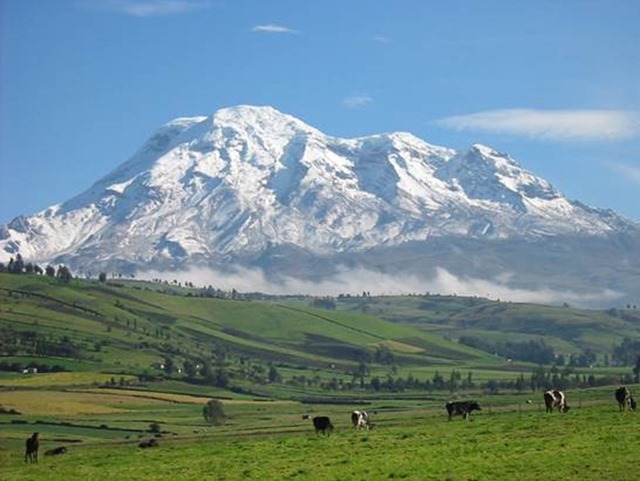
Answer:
[2,272,638,397]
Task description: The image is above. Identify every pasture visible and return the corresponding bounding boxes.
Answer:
[2,273,639,479]
[1,392,638,481]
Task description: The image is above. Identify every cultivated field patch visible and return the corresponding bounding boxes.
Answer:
[0,372,138,388]
[0,390,169,415]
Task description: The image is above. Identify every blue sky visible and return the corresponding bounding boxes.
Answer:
[1,0,639,224]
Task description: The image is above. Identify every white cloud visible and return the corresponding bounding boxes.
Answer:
[342,93,374,109]
[251,24,298,34]
[609,161,640,185]
[436,109,640,141]
[138,265,622,308]
[83,0,206,17]
[373,35,391,44]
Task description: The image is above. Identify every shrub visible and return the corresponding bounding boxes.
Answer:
[202,399,225,426]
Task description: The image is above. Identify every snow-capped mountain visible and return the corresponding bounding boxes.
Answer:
[1,105,638,305]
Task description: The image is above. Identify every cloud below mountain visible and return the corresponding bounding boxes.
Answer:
[139,265,622,308]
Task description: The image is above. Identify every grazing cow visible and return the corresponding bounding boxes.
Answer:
[445,401,481,420]
[25,432,39,463]
[302,414,311,420]
[44,446,68,456]
[614,386,636,411]
[312,416,334,435]
[351,410,371,430]
[544,389,570,413]
[138,438,159,448]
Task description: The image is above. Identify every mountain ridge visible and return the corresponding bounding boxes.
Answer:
[1,105,638,306]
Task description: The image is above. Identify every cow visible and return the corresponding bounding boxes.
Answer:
[24,432,39,463]
[351,410,371,430]
[615,386,636,411]
[44,446,68,456]
[312,416,334,435]
[138,438,159,448]
[544,389,570,413]
[445,401,481,420]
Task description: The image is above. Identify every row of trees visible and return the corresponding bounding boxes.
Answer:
[458,335,640,369]
[0,327,102,362]
[459,337,556,364]
[284,364,637,395]
[0,254,72,282]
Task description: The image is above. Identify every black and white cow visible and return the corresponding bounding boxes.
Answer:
[351,410,371,429]
[312,416,334,435]
[614,386,636,411]
[445,401,481,420]
[544,389,570,413]
[44,446,68,456]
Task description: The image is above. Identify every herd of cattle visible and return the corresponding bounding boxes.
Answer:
[305,385,637,436]
[22,386,637,461]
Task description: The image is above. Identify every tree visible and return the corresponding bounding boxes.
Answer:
[149,422,161,434]
[45,265,56,277]
[214,367,229,387]
[183,359,198,379]
[162,357,175,374]
[203,362,229,388]
[202,399,225,426]
[56,265,72,283]
[11,254,25,274]
[99,272,107,283]
[268,363,281,383]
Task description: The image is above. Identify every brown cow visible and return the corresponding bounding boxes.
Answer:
[25,432,39,463]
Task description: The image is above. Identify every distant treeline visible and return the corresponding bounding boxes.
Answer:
[458,337,556,364]
[0,328,97,362]
[457,336,640,370]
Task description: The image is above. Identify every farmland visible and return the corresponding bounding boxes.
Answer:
[1,388,639,480]
[1,272,639,479]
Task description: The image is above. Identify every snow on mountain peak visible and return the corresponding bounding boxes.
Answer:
[0,105,635,270]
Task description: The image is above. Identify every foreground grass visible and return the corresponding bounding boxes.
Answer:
[2,404,638,481]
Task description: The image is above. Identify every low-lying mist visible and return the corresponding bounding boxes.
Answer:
[138,264,622,308]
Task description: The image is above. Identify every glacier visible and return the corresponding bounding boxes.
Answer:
[1,105,638,306]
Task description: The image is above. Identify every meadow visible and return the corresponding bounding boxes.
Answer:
[1,273,639,479]
[1,390,638,481]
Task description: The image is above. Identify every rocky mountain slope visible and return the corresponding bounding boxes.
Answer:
[1,105,638,306]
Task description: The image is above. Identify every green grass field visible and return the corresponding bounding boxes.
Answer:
[1,393,638,481]
[1,273,639,479]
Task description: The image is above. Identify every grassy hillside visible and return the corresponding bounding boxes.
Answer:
[326,294,640,358]
[0,273,499,391]
[3,273,638,388]
[1,272,639,480]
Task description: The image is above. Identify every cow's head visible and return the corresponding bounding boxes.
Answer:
[562,405,570,413]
